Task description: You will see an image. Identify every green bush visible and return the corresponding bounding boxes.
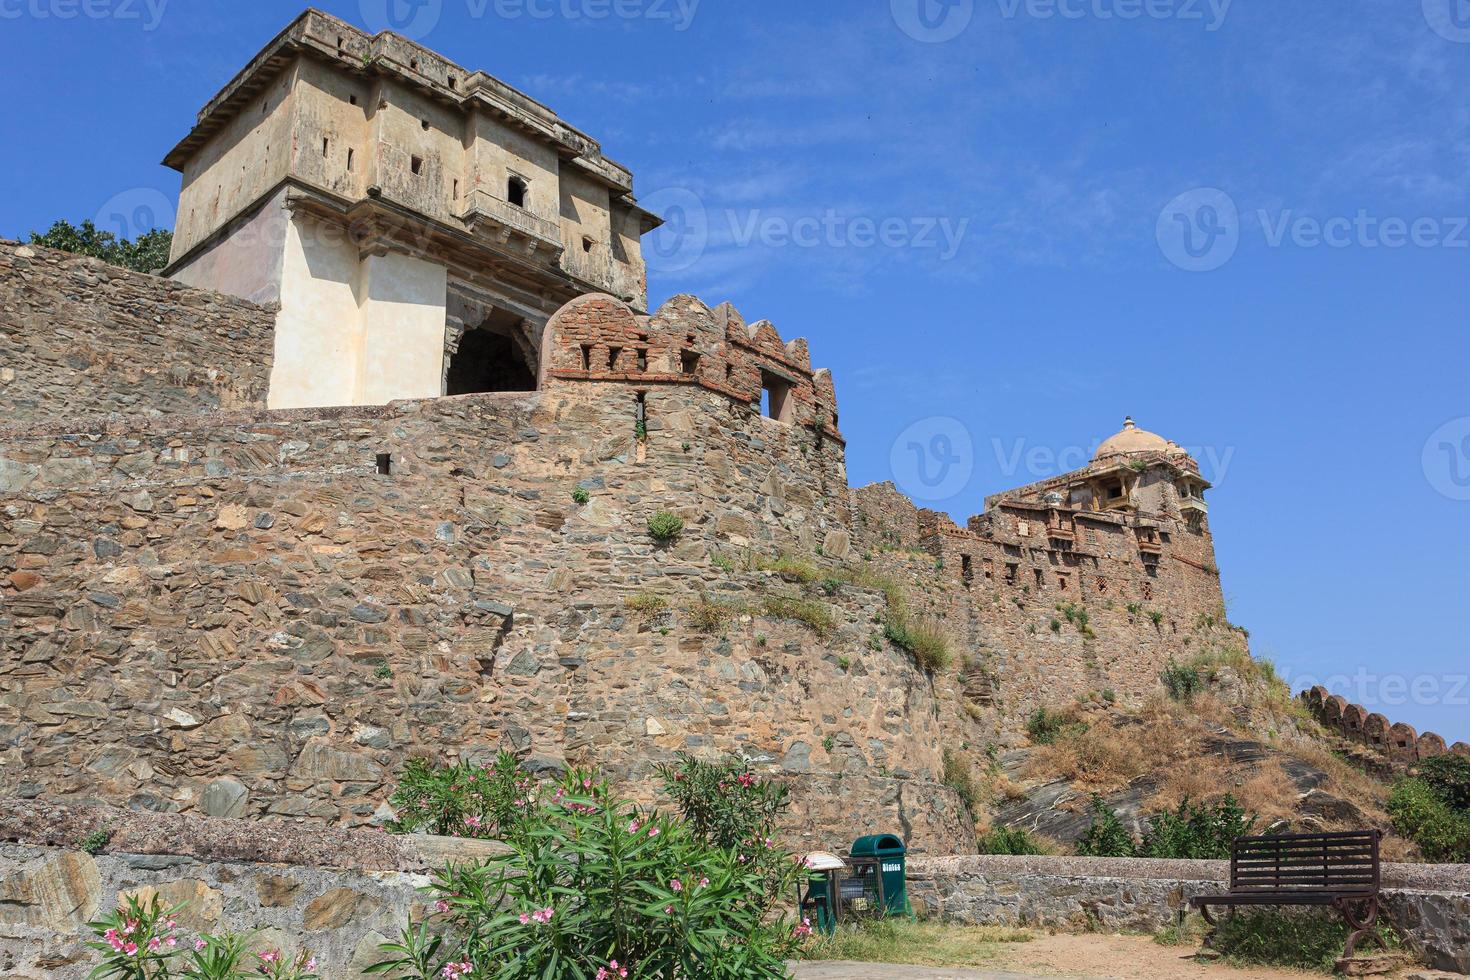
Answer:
[942,748,980,817]
[1075,796,1137,858]
[1389,777,1470,863]
[762,594,837,637]
[385,752,536,839]
[654,754,791,852]
[686,595,745,635]
[1419,755,1470,811]
[647,511,685,542]
[1209,909,1398,973]
[1024,707,1079,746]
[977,826,1045,856]
[1138,796,1255,860]
[882,615,952,672]
[1160,658,1205,701]
[371,766,807,980]
[571,486,591,505]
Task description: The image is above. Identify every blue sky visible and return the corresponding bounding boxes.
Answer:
[2,0,1468,740]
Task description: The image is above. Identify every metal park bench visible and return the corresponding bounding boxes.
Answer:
[1190,830,1386,960]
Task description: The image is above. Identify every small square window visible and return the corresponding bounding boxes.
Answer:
[411,156,424,176]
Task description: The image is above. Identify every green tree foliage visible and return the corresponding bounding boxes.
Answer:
[29,219,172,274]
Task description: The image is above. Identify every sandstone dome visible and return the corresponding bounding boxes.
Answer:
[1094,417,1170,459]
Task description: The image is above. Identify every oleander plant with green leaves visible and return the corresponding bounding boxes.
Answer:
[370,757,812,980]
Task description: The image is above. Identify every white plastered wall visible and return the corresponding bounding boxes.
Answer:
[268,213,448,409]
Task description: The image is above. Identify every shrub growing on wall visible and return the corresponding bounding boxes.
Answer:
[1075,795,1257,860]
[647,511,685,542]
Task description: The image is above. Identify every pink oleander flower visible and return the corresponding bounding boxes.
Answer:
[165,918,177,930]
[147,937,161,951]
[123,942,138,956]
[699,876,709,888]
[166,936,177,947]
[794,916,814,938]
[647,825,660,838]
[464,815,481,828]
[258,950,281,964]
[195,939,208,951]
[665,905,674,915]
[518,913,531,925]
[670,878,683,892]
[628,819,640,834]
[307,957,318,971]
[435,899,451,913]
[582,778,593,788]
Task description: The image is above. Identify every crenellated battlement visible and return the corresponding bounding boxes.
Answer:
[1302,686,1470,769]
[542,292,842,441]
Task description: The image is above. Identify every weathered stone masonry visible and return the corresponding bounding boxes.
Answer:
[0,242,275,424]
[3,240,1246,853]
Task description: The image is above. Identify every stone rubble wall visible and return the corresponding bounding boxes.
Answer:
[0,803,509,980]
[849,482,1245,738]
[906,854,1470,974]
[1302,686,1470,769]
[0,242,275,424]
[0,375,968,853]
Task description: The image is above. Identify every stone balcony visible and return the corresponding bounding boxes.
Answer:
[458,189,564,258]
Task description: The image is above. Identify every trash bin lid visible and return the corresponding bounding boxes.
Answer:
[804,851,848,871]
[850,833,906,856]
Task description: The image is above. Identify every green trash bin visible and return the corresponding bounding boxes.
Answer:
[849,834,908,917]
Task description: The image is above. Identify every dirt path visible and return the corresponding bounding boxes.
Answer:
[991,933,1376,979]
[795,933,1416,980]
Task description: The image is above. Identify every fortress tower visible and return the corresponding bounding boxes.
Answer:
[161,9,661,411]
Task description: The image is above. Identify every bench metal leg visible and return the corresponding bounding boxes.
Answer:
[1334,896,1383,959]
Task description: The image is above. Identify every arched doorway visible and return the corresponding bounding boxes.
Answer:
[444,306,538,395]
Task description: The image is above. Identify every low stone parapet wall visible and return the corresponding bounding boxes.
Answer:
[906,854,1470,974]
[0,802,506,979]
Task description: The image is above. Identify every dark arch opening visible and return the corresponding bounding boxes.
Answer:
[447,328,536,395]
